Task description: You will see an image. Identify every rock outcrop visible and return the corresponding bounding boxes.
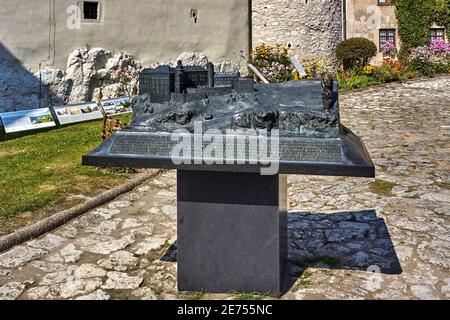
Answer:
[0,50,240,113]
[0,58,65,113]
[0,48,141,113]
[150,51,241,73]
[64,48,141,104]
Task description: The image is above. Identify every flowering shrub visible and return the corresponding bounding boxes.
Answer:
[260,61,293,83]
[337,71,380,91]
[428,39,450,53]
[410,39,450,76]
[374,64,402,83]
[381,41,398,58]
[338,58,414,91]
[250,44,334,82]
[363,65,376,76]
[249,44,293,82]
[297,59,331,79]
[101,117,125,140]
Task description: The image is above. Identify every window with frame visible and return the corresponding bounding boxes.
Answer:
[83,1,99,20]
[378,0,392,5]
[379,29,396,49]
[429,28,445,42]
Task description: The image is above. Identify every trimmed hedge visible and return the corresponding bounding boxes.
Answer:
[335,38,377,70]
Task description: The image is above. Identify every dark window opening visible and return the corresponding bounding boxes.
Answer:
[84,1,99,20]
[379,29,396,50]
[429,29,445,42]
[378,0,392,5]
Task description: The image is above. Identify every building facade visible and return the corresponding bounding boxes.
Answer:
[0,0,251,70]
[1,1,447,77]
[1,0,348,72]
[345,0,448,64]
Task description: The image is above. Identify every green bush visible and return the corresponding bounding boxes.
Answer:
[336,38,378,70]
[410,59,437,77]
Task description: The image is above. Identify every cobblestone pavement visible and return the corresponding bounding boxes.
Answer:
[0,76,449,300]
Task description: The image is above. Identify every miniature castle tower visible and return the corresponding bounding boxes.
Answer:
[174,60,184,94]
[207,62,215,88]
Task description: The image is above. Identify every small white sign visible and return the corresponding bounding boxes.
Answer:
[290,56,307,77]
[248,64,270,84]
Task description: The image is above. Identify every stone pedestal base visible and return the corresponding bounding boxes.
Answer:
[177,170,287,294]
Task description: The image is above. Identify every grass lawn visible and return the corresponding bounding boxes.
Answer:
[0,115,133,233]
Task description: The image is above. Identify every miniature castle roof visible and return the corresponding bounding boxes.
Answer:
[141,65,173,74]
[140,64,207,75]
[183,66,207,72]
[215,72,241,77]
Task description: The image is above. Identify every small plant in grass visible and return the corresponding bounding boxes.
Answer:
[303,256,340,267]
[369,179,397,195]
[296,270,313,289]
[185,290,206,300]
[101,117,125,140]
[232,291,266,300]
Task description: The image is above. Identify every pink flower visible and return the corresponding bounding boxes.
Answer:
[381,41,397,56]
[429,39,450,53]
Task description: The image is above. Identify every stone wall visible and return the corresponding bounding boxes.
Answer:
[0,0,249,71]
[252,0,343,64]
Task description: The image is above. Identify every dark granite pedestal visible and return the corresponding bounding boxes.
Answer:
[177,171,287,294]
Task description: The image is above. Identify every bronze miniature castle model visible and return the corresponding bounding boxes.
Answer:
[139,61,252,103]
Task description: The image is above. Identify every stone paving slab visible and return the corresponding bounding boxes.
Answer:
[0,76,449,300]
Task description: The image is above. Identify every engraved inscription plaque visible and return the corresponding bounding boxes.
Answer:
[109,132,341,163]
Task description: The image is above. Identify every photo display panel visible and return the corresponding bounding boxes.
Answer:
[100,97,133,117]
[53,102,103,125]
[0,108,57,133]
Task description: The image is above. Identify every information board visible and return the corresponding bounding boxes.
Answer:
[0,108,57,133]
[100,97,133,117]
[53,102,103,126]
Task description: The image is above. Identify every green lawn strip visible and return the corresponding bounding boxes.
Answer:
[0,115,132,231]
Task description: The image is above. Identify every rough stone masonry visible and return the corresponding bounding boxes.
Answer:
[252,0,343,64]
